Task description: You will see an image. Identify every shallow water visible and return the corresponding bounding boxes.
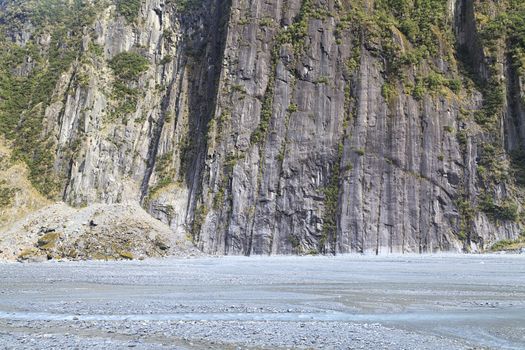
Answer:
[1,254,524,349]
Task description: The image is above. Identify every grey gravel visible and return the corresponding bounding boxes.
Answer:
[0,255,524,349]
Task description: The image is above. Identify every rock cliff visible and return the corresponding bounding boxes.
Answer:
[1,0,524,257]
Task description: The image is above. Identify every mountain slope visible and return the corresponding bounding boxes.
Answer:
[0,0,524,256]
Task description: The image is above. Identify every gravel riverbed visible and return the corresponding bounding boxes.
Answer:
[0,254,524,349]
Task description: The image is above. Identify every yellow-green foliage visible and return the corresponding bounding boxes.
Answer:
[108,52,149,120]
[144,153,177,203]
[479,0,525,75]
[0,0,98,198]
[169,0,204,13]
[37,232,61,249]
[478,193,519,222]
[118,251,134,260]
[321,142,344,254]
[109,52,149,81]
[116,0,141,23]
[191,204,208,240]
[0,179,18,207]
[490,232,525,251]
[17,247,40,261]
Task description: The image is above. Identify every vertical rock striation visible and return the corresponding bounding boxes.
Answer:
[0,0,524,255]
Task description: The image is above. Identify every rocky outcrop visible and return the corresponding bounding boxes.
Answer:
[0,202,199,261]
[196,0,524,254]
[0,0,524,256]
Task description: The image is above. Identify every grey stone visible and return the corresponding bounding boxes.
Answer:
[1,0,524,257]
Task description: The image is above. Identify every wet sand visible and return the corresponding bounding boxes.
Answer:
[0,254,524,349]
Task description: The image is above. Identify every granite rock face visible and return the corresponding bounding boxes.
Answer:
[1,0,524,255]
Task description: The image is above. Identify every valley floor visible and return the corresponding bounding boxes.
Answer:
[0,255,524,349]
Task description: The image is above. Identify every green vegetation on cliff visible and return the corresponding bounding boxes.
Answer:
[109,52,149,80]
[108,51,149,120]
[471,1,525,224]
[0,0,99,197]
[0,0,524,254]
[241,0,524,252]
[116,0,141,23]
[479,0,525,75]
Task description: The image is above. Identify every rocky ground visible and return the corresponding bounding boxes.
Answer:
[0,255,524,349]
[0,202,200,262]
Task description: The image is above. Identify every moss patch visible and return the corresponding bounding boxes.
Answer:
[37,232,61,249]
[107,52,149,120]
[118,251,134,260]
[17,247,40,261]
[490,234,525,252]
[116,0,142,23]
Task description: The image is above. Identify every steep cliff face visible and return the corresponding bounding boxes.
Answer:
[0,0,524,256]
[197,0,525,254]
